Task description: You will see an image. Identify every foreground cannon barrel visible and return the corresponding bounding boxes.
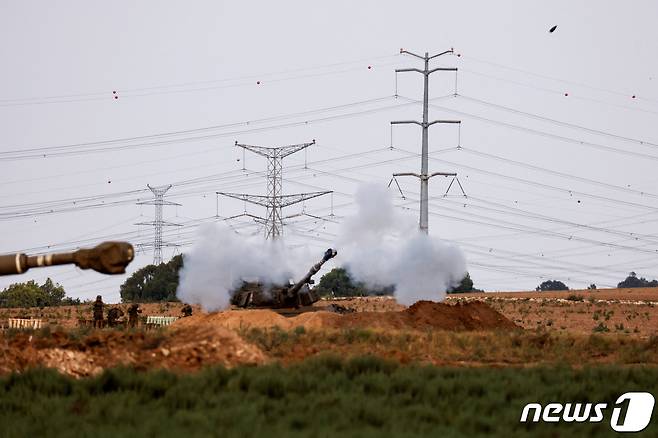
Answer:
[0,241,134,276]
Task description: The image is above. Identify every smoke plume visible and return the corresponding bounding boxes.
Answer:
[177,183,466,310]
[176,224,308,311]
[338,183,467,304]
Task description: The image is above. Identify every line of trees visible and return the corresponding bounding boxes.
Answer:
[0,278,81,308]
[617,272,658,288]
[4,258,657,308]
[119,254,183,303]
[314,268,481,297]
[314,268,395,297]
[533,272,658,292]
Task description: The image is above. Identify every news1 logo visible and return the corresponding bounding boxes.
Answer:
[520,392,655,432]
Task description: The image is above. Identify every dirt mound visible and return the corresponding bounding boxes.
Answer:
[403,301,519,330]
[322,301,518,331]
[174,301,518,332]
[175,310,294,330]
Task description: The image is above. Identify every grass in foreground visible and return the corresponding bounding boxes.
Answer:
[0,357,656,438]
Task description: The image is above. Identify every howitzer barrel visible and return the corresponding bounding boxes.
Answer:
[287,248,337,296]
[0,241,134,276]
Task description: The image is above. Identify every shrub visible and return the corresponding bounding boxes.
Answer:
[566,294,584,302]
[535,280,569,292]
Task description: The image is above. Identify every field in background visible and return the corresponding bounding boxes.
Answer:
[3,287,657,336]
[447,289,658,337]
[0,288,657,377]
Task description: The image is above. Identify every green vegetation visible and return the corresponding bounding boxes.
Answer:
[617,271,658,288]
[315,267,394,297]
[316,268,480,296]
[593,322,610,333]
[448,272,483,294]
[535,280,569,292]
[0,278,80,308]
[566,294,584,302]
[0,359,656,437]
[238,327,658,366]
[120,254,183,302]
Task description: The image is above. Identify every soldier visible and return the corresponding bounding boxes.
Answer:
[127,303,142,328]
[181,304,193,317]
[92,295,104,328]
[107,307,124,328]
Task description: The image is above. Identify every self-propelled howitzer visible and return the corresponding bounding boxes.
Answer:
[231,248,337,310]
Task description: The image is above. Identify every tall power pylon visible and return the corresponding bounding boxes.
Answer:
[219,140,332,239]
[391,48,462,234]
[136,184,181,264]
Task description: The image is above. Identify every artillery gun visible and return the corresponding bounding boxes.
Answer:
[0,242,134,276]
[231,248,337,311]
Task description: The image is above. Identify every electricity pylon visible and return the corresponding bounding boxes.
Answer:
[219,140,331,239]
[391,48,462,234]
[136,184,181,264]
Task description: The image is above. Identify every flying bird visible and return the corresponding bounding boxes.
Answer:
[549,25,557,33]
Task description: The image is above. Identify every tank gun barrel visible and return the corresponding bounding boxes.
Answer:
[0,241,134,276]
[287,248,337,297]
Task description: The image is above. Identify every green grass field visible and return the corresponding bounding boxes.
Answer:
[1,357,656,437]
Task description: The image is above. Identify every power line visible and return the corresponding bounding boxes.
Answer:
[0,53,402,106]
[0,95,413,160]
[457,94,658,149]
[458,146,658,200]
[457,53,658,106]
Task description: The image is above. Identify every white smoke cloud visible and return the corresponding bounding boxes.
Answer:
[177,183,467,310]
[176,224,308,311]
[338,183,467,304]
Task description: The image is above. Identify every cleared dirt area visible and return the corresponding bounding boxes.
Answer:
[455,287,658,302]
[2,288,658,377]
[177,301,518,331]
[0,323,265,377]
[0,302,201,329]
[447,288,658,337]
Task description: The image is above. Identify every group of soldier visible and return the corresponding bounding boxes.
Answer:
[92,295,192,328]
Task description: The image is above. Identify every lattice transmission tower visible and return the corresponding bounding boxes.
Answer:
[218,140,332,239]
[136,184,181,264]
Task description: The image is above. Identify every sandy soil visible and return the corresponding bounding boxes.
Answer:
[2,288,658,377]
[175,301,518,332]
[454,287,658,302]
[446,289,658,337]
[0,302,201,329]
